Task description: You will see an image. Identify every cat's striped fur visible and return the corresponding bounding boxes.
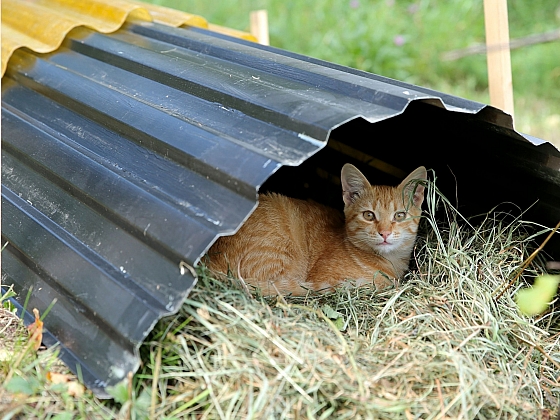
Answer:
[207,164,427,296]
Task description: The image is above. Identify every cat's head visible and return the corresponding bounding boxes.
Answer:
[341,164,427,255]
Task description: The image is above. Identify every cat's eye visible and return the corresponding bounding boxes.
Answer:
[394,211,407,221]
[362,211,375,221]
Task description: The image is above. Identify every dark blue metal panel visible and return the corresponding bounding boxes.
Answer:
[2,21,559,397]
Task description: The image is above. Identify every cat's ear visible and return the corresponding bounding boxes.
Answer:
[341,164,370,206]
[399,166,427,208]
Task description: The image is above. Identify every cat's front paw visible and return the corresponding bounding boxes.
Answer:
[373,275,395,290]
[351,274,395,291]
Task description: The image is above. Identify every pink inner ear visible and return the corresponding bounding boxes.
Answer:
[343,190,356,206]
[412,183,425,206]
[401,180,425,208]
[341,165,369,206]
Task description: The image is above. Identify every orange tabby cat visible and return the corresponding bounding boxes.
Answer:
[207,164,427,296]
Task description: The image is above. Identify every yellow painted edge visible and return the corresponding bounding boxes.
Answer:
[2,0,257,78]
[130,1,257,41]
[207,24,258,42]
[127,0,208,28]
[1,0,152,77]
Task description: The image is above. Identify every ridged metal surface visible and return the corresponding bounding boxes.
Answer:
[2,21,559,397]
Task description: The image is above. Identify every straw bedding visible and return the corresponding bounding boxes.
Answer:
[141,182,560,419]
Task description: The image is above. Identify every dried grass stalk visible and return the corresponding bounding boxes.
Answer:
[141,180,559,419]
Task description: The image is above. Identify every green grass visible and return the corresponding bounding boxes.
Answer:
[2,178,559,419]
[145,0,560,146]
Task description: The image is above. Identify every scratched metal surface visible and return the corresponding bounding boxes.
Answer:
[2,21,559,397]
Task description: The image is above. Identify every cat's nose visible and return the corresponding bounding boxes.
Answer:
[379,231,391,240]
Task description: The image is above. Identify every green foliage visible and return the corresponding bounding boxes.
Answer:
[146,0,560,102]
[106,378,151,420]
[321,303,345,330]
[1,255,17,313]
[106,379,130,405]
[4,375,42,395]
[516,274,560,315]
[142,0,560,144]
[51,414,74,420]
[1,284,18,314]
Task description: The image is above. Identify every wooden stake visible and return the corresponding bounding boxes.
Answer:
[250,10,269,46]
[483,0,514,119]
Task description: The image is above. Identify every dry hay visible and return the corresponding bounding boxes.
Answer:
[2,181,558,419]
[139,183,560,418]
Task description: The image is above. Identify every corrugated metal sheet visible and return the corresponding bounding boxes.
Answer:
[1,0,255,76]
[2,19,560,398]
